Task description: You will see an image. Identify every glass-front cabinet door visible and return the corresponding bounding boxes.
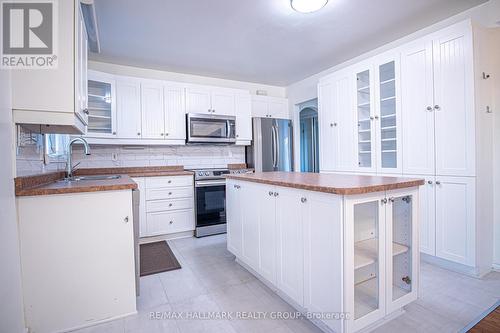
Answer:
[386,188,418,313]
[355,66,376,172]
[86,71,117,137]
[375,56,402,173]
[344,193,386,332]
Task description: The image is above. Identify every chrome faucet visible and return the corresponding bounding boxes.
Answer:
[66,137,91,178]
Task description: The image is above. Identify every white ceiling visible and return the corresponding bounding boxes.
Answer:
[90,0,487,86]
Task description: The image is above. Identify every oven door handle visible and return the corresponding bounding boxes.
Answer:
[195,180,226,187]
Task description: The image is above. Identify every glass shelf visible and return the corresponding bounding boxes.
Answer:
[378,61,397,169]
[87,79,113,135]
[357,69,372,169]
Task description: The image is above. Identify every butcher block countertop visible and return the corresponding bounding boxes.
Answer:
[15,166,194,196]
[225,172,424,195]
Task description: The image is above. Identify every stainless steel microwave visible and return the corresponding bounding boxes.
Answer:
[186,113,236,144]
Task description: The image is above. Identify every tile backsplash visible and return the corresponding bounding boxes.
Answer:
[16,144,246,176]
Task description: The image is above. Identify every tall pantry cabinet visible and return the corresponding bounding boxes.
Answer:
[318,20,494,276]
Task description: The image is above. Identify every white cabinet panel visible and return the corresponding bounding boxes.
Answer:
[268,97,289,119]
[141,82,165,139]
[276,188,304,306]
[318,81,336,172]
[146,210,194,236]
[258,186,277,285]
[401,41,435,175]
[226,181,243,257]
[433,30,475,177]
[334,72,356,172]
[164,84,186,140]
[116,79,142,139]
[251,96,270,118]
[211,89,235,116]
[241,184,261,271]
[303,191,343,333]
[185,88,212,114]
[132,177,147,238]
[235,94,252,142]
[435,176,475,266]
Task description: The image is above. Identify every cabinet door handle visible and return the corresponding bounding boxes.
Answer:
[426,106,433,112]
[274,192,279,197]
[137,132,141,136]
[370,116,375,120]
[435,181,441,185]
[434,105,441,111]
[112,131,116,135]
[124,216,129,223]
[169,203,173,207]
[83,108,89,115]
[208,109,212,113]
[169,220,173,224]
[374,115,379,120]
[427,180,433,185]
[388,197,395,203]
[330,123,334,127]
[301,197,307,203]
[168,180,172,184]
[381,198,388,205]
[269,191,274,196]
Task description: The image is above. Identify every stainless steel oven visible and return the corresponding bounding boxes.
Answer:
[186,113,236,144]
[193,169,229,237]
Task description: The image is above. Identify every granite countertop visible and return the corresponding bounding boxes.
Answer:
[15,166,194,197]
[225,172,424,195]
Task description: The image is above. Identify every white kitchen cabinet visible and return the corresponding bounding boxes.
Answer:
[303,191,343,333]
[227,179,420,333]
[235,94,253,144]
[141,81,165,139]
[433,28,475,177]
[344,188,418,332]
[132,177,147,237]
[251,95,290,119]
[185,86,238,116]
[435,176,475,266]
[226,181,243,257]
[12,0,88,134]
[116,78,142,139]
[136,175,194,238]
[17,190,136,333]
[275,187,304,306]
[86,71,117,137]
[401,40,435,175]
[164,84,186,140]
[318,69,356,173]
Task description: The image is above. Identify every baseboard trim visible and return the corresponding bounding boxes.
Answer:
[139,230,194,244]
[421,253,491,278]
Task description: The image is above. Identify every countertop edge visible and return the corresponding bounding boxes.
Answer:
[225,174,425,195]
[16,183,138,197]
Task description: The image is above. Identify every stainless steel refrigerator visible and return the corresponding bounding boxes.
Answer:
[246,117,294,172]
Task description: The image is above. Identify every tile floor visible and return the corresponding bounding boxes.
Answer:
[75,234,500,333]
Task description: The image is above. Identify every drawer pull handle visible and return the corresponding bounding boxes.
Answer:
[169,221,173,224]
[168,192,172,195]
[168,180,172,184]
[169,203,173,207]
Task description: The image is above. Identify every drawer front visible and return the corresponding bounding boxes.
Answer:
[146,198,193,213]
[145,175,193,189]
[145,187,193,201]
[146,210,194,236]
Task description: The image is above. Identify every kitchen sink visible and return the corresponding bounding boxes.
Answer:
[58,175,122,183]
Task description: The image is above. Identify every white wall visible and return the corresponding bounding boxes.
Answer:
[0,71,26,332]
[89,61,286,97]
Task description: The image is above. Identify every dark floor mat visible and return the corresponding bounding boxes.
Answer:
[140,241,181,276]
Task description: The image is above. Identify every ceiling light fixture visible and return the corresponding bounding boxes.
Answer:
[291,0,328,13]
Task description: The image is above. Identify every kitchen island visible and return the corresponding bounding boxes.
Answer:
[225,172,424,333]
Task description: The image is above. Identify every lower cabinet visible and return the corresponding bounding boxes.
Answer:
[408,174,476,267]
[227,180,419,333]
[133,175,195,237]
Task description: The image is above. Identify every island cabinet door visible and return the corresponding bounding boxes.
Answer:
[226,180,243,257]
[275,187,304,307]
[303,191,344,333]
[385,188,419,314]
[240,183,266,271]
[344,192,387,333]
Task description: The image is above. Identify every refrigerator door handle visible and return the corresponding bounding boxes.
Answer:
[274,125,280,169]
[271,125,277,168]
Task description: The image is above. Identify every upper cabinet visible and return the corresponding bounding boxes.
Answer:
[11,0,88,134]
[401,24,475,177]
[84,73,253,145]
[185,86,236,116]
[251,96,290,119]
[86,71,116,137]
